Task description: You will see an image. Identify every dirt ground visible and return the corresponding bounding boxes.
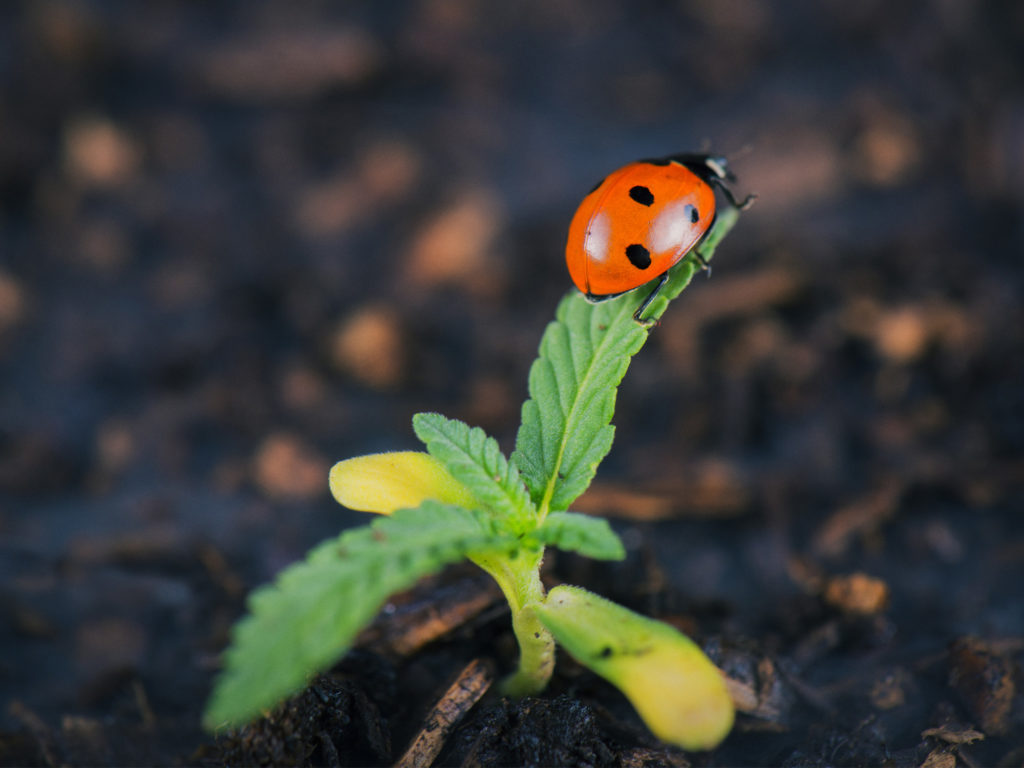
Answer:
[1,2,1023,766]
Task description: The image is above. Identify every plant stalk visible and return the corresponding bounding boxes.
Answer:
[470,549,554,696]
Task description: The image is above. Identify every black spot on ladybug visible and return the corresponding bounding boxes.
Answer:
[629,185,654,206]
[588,177,606,195]
[625,244,651,269]
[685,204,699,223]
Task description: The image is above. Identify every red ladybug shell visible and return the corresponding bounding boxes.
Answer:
[566,158,717,298]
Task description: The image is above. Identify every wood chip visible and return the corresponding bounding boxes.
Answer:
[919,748,956,768]
[870,669,909,710]
[725,676,760,714]
[922,725,985,744]
[948,637,1014,736]
[823,572,890,615]
[723,656,787,724]
[394,658,494,768]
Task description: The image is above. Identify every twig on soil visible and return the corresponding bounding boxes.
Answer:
[812,479,903,558]
[132,678,156,729]
[8,701,59,767]
[394,658,494,768]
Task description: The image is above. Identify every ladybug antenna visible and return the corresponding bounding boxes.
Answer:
[730,143,755,161]
[704,157,757,211]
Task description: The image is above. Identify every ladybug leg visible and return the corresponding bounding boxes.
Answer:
[693,249,712,278]
[633,272,669,326]
[712,176,757,211]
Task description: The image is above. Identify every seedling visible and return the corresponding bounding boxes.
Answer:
[204,207,743,751]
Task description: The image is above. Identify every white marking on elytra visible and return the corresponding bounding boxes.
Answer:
[648,200,697,253]
[584,211,611,262]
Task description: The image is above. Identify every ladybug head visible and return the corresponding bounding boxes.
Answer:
[679,153,755,211]
[700,155,736,183]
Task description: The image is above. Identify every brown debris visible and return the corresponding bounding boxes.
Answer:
[812,479,903,558]
[918,724,986,768]
[0,270,26,333]
[874,307,930,364]
[197,543,246,599]
[823,572,890,615]
[948,637,1015,736]
[721,653,791,729]
[725,676,760,714]
[194,29,382,100]
[574,459,750,520]
[922,725,985,745]
[294,142,421,237]
[62,116,141,188]
[329,304,406,390]
[131,679,156,729]
[919,749,956,768]
[7,701,59,767]
[403,191,505,296]
[851,106,921,187]
[572,484,674,521]
[252,433,328,501]
[395,658,494,768]
[838,297,980,365]
[870,669,910,710]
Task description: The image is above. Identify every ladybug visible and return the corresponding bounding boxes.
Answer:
[566,153,754,324]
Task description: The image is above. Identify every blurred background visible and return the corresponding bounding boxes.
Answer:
[1,1,1022,764]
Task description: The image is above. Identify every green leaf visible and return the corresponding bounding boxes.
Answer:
[512,208,739,514]
[530,511,625,561]
[204,501,512,730]
[512,293,646,513]
[413,412,534,527]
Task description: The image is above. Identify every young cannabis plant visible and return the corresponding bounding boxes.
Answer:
[204,208,742,751]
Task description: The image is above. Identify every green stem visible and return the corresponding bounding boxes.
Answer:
[470,549,554,696]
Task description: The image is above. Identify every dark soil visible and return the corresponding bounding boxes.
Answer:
[2,2,1023,766]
